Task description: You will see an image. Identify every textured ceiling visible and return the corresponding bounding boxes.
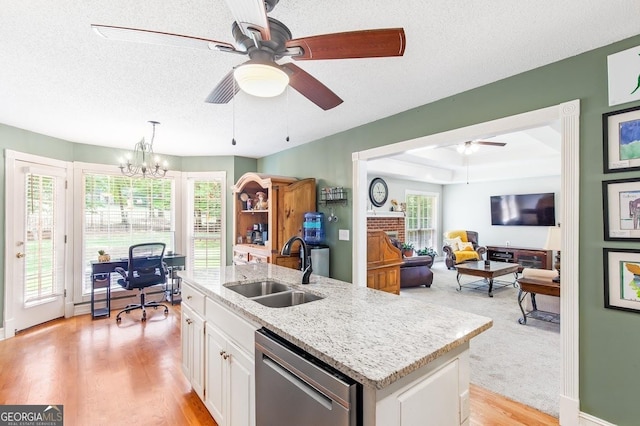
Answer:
[0,0,638,160]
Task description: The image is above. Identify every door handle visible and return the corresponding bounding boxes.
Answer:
[16,252,25,258]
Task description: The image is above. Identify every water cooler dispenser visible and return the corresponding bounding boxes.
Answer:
[303,212,330,277]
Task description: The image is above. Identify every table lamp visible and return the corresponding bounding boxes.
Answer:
[544,225,561,283]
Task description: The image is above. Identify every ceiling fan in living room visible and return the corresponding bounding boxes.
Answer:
[91,0,406,110]
[456,140,507,155]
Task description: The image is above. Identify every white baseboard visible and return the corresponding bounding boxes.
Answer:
[0,327,4,341]
[561,394,580,426]
[579,412,617,426]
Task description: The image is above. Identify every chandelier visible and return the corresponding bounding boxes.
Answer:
[119,120,168,178]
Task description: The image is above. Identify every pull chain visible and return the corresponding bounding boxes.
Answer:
[285,86,290,142]
[232,70,237,146]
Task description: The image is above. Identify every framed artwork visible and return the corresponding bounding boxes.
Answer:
[603,105,640,173]
[603,248,640,313]
[603,177,640,240]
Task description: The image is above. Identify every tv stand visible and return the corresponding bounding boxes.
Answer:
[486,245,552,270]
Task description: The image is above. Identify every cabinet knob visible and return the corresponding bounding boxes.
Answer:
[16,252,25,258]
[187,295,192,300]
[223,353,230,360]
[186,318,192,325]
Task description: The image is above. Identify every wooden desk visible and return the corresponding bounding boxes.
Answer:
[90,254,186,319]
[516,277,560,325]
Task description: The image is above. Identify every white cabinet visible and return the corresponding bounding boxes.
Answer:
[182,281,256,425]
[204,296,257,426]
[205,322,255,426]
[373,344,470,426]
[181,302,205,399]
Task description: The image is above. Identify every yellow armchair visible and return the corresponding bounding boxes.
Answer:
[442,230,487,269]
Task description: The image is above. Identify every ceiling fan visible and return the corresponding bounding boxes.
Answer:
[91,0,406,110]
[456,140,507,155]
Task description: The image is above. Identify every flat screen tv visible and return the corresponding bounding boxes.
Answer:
[490,192,556,226]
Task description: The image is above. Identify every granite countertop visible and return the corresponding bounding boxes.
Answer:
[179,263,492,390]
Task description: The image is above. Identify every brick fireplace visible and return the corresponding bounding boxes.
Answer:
[367,216,405,243]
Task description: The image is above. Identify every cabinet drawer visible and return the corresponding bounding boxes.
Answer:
[206,297,258,353]
[182,283,205,315]
[249,253,269,264]
[233,250,249,264]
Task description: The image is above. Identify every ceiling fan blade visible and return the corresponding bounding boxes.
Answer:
[221,0,271,41]
[282,63,343,110]
[205,70,240,104]
[475,141,507,147]
[91,24,238,52]
[286,28,405,60]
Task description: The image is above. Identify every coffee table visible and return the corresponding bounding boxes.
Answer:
[455,261,520,297]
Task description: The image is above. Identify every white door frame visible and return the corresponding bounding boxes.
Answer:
[4,150,74,338]
[352,100,580,424]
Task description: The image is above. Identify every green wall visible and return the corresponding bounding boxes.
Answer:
[259,34,640,425]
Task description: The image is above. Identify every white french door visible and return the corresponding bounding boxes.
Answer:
[7,155,68,334]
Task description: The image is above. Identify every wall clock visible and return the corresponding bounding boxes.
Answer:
[369,177,388,207]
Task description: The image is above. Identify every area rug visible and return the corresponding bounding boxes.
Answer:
[400,261,560,418]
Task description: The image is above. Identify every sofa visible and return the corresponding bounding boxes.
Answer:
[390,239,434,288]
[442,230,487,269]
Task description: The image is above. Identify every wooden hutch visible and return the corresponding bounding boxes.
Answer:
[232,173,316,269]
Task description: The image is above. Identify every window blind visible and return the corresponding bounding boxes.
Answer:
[82,173,175,293]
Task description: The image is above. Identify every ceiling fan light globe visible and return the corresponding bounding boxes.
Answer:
[234,63,289,98]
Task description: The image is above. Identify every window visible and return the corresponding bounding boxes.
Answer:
[405,191,438,251]
[82,173,175,294]
[186,173,225,270]
[24,172,63,305]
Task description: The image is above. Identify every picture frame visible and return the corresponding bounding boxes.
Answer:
[603,248,640,313]
[603,177,640,241]
[603,105,640,173]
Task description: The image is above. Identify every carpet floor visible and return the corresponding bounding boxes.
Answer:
[400,261,560,418]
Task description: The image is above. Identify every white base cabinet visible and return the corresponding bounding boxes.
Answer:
[204,296,257,426]
[206,323,255,426]
[181,282,258,426]
[372,343,470,426]
[181,293,205,400]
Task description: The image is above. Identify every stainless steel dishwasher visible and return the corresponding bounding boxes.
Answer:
[255,328,361,426]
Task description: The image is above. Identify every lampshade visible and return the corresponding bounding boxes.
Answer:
[233,63,289,97]
[544,226,562,251]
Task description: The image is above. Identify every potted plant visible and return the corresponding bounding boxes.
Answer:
[97,250,111,263]
[416,247,438,259]
[401,242,414,257]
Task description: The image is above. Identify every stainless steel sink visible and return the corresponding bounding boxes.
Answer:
[252,290,324,308]
[225,281,291,298]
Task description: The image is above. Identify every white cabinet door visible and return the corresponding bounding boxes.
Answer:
[227,339,255,426]
[181,303,205,399]
[205,322,226,426]
[204,322,255,426]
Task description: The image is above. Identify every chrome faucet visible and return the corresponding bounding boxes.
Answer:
[281,236,313,284]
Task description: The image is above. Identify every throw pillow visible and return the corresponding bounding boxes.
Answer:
[444,237,462,251]
[459,241,474,251]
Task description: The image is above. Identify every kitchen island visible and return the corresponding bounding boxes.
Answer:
[179,263,492,426]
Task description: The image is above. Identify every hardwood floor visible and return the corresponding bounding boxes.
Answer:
[0,304,558,425]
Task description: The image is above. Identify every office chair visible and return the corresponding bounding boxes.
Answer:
[115,242,169,323]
